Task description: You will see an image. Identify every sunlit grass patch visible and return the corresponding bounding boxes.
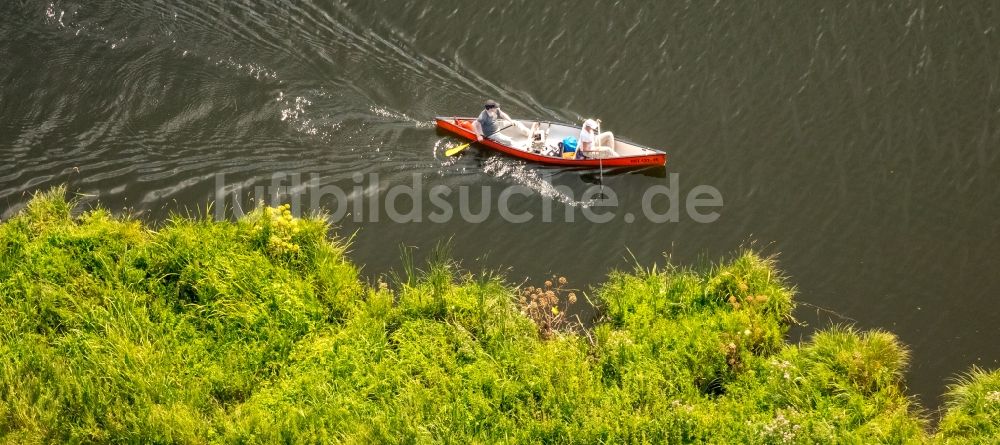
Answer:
[0,190,363,442]
[937,368,1000,442]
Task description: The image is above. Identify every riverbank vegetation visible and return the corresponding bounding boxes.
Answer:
[1,187,997,443]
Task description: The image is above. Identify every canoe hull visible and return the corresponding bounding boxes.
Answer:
[435,117,667,168]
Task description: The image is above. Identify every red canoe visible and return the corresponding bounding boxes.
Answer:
[435,116,667,168]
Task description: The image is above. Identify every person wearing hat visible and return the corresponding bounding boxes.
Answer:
[578,118,617,159]
[474,99,530,147]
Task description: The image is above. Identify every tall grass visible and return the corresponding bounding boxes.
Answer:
[0,187,996,443]
[936,368,1000,443]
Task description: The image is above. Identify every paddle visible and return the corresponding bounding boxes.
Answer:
[445,123,514,157]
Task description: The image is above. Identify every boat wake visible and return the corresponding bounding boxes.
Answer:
[480,157,593,208]
[16,0,590,217]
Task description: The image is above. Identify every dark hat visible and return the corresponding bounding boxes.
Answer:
[484,99,499,109]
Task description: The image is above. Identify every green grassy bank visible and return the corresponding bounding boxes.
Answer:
[1,188,998,443]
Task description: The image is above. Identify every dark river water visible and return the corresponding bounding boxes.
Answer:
[2,0,998,413]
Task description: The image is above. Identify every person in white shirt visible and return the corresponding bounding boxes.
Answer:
[577,119,616,159]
